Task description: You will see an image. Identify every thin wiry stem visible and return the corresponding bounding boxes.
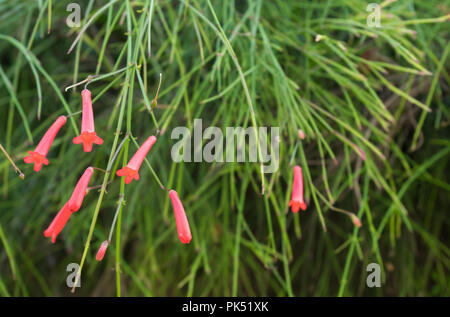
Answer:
[108,194,125,242]
[186,0,266,194]
[71,88,130,293]
[65,66,133,92]
[67,0,119,54]
[147,0,155,58]
[0,143,24,179]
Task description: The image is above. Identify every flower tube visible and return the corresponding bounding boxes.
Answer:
[289,165,307,213]
[24,116,66,172]
[72,89,103,152]
[67,167,94,212]
[44,203,73,243]
[116,135,156,184]
[169,190,192,244]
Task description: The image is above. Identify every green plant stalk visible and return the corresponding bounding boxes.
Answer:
[71,67,134,292]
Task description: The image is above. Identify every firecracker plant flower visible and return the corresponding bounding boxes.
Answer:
[24,115,67,172]
[289,165,307,213]
[169,190,192,244]
[351,214,362,228]
[43,167,94,243]
[72,89,104,152]
[116,135,157,184]
[1,0,448,298]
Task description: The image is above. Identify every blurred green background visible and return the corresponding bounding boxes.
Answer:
[0,0,449,296]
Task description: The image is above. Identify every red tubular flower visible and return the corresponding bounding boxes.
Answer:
[24,116,66,172]
[169,190,192,244]
[96,240,109,261]
[68,167,94,212]
[116,135,157,184]
[289,165,307,213]
[43,167,93,243]
[44,203,73,243]
[72,89,103,152]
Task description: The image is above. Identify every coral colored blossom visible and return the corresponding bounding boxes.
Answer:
[298,130,306,140]
[289,165,307,213]
[96,240,109,261]
[116,136,157,184]
[351,215,362,228]
[72,89,103,152]
[169,190,192,244]
[24,116,66,172]
[68,167,94,212]
[44,203,73,243]
[44,167,94,243]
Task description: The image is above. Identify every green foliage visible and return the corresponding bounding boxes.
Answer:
[0,0,449,296]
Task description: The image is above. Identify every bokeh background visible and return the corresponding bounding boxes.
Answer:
[0,0,449,296]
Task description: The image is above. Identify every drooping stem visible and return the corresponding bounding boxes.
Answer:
[108,194,125,242]
[65,65,133,92]
[0,143,24,179]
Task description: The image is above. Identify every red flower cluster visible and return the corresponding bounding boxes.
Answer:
[24,76,362,268]
[24,89,102,172]
[29,87,193,266]
[115,136,193,245]
[23,90,99,242]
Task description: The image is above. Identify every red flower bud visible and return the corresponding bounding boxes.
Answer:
[24,116,66,172]
[68,167,94,212]
[95,240,109,261]
[169,190,192,244]
[289,165,307,213]
[298,130,306,140]
[72,89,103,152]
[116,135,156,184]
[351,215,362,228]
